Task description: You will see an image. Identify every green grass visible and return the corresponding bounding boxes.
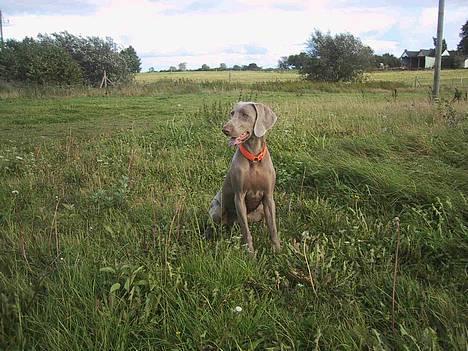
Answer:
[137,70,300,83]
[368,69,468,88]
[137,69,468,88]
[0,74,467,350]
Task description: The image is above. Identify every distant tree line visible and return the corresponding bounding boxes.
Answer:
[0,32,141,86]
[156,62,263,73]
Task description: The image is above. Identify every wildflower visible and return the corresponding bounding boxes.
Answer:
[12,190,19,195]
[233,306,242,313]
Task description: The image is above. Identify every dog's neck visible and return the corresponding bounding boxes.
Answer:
[242,134,265,155]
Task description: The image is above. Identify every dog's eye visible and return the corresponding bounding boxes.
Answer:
[230,111,234,116]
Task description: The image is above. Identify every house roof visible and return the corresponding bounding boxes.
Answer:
[418,49,434,57]
[401,50,419,58]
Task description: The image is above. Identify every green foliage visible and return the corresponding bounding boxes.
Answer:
[0,38,83,85]
[457,20,468,55]
[40,32,132,85]
[0,32,139,86]
[120,45,142,73]
[302,30,374,82]
[285,52,312,70]
[242,63,261,71]
[374,53,400,68]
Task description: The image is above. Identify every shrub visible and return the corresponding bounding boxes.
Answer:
[0,38,82,85]
[301,30,374,82]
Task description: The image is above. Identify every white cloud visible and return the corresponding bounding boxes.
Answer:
[4,0,467,70]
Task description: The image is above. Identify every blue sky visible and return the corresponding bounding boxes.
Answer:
[3,0,467,70]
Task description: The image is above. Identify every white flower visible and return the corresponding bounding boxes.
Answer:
[12,190,19,195]
[233,306,242,313]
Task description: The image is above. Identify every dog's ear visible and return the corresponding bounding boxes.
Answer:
[253,103,277,137]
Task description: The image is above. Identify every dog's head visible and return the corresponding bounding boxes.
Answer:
[222,102,277,147]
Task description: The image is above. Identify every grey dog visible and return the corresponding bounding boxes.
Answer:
[206,102,280,253]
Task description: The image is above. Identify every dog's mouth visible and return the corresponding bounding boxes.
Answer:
[228,131,250,147]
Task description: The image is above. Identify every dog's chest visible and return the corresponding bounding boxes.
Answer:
[243,163,272,191]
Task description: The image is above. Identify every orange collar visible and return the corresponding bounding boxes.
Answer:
[238,143,268,162]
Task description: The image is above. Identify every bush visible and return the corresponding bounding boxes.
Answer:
[39,32,132,85]
[0,38,83,85]
[301,30,374,82]
[0,32,139,86]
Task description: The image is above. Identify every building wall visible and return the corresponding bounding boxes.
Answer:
[425,56,435,69]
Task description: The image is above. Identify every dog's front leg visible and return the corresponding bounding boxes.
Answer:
[234,192,254,253]
[263,193,280,252]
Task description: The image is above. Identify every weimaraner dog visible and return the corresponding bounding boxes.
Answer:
[206,102,280,253]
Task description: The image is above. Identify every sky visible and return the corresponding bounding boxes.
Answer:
[2,0,467,71]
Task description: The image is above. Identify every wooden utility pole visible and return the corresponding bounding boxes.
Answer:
[432,0,445,99]
[0,10,4,50]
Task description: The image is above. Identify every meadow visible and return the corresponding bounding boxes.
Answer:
[0,70,467,350]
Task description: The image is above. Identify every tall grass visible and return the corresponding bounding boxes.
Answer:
[0,76,467,350]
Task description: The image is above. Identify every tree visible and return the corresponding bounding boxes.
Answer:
[169,66,177,72]
[120,45,141,73]
[374,53,400,68]
[286,52,311,70]
[39,31,131,85]
[277,56,290,70]
[178,62,187,71]
[457,20,468,55]
[148,67,155,73]
[242,63,261,71]
[219,63,227,70]
[0,37,82,84]
[200,64,210,71]
[432,37,447,53]
[232,64,241,71]
[302,30,374,82]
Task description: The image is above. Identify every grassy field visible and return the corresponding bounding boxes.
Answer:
[137,69,468,89]
[137,70,300,83]
[369,69,468,88]
[0,72,467,350]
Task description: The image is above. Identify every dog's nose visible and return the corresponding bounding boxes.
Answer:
[222,126,231,136]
